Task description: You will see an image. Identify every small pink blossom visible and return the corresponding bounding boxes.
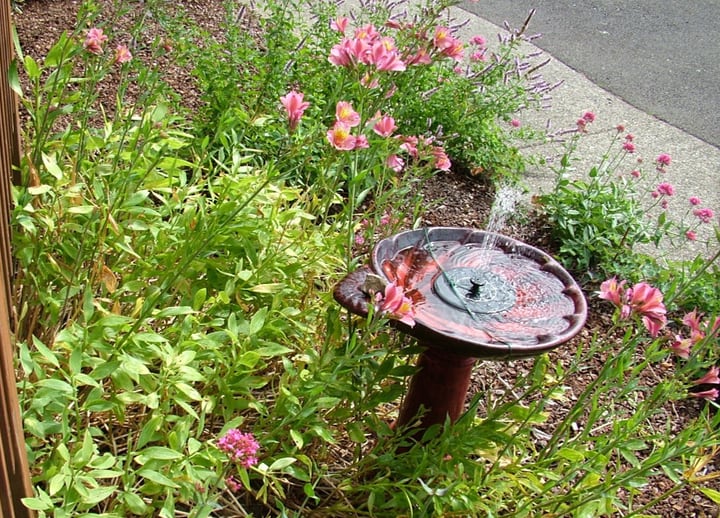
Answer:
[380,212,391,225]
[693,207,715,223]
[280,91,310,131]
[598,277,626,307]
[625,133,635,141]
[656,153,672,167]
[631,169,641,178]
[670,335,693,359]
[335,101,361,127]
[407,49,432,66]
[83,27,108,54]
[689,196,701,206]
[330,17,349,34]
[623,141,636,153]
[510,119,521,128]
[686,230,697,241]
[470,35,487,46]
[226,476,243,492]
[616,124,625,132]
[327,122,357,150]
[627,282,667,337]
[470,50,487,62]
[217,429,260,468]
[690,388,719,401]
[376,282,415,327]
[693,366,720,386]
[113,44,132,64]
[582,111,596,123]
[386,154,404,172]
[354,135,369,149]
[355,233,365,245]
[399,136,419,158]
[432,146,451,171]
[373,115,397,137]
[656,182,675,196]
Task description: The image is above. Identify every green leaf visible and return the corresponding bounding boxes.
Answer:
[700,487,720,504]
[41,152,63,180]
[268,457,297,472]
[32,335,60,367]
[24,55,41,81]
[248,307,268,335]
[136,446,184,462]
[8,59,22,97]
[137,468,180,488]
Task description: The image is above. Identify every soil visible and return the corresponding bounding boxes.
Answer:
[10,1,720,516]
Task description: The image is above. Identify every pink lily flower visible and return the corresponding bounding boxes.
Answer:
[84,27,108,54]
[113,44,132,64]
[280,90,310,131]
[327,122,357,150]
[376,282,415,327]
[693,366,720,386]
[373,115,397,137]
[689,388,719,401]
[335,101,361,127]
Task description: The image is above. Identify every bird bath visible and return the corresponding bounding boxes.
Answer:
[333,226,587,433]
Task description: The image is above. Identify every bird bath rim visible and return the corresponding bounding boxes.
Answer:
[367,227,587,359]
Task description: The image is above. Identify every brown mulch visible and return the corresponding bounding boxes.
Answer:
[11,1,720,516]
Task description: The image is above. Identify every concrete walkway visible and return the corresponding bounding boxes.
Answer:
[450,5,720,262]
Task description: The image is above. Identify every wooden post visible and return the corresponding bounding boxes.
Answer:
[0,1,34,517]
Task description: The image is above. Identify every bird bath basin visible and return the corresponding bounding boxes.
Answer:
[334,227,587,433]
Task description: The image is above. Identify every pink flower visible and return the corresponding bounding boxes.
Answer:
[280,91,310,131]
[656,182,675,196]
[386,154,404,172]
[354,24,379,42]
[217,429,260,468]
[470,50,487,62]
[433,26,454,50]
[689,196,701,206]
[670,335,693,359]
[625,133,635,141]
[335,101,361,127]
[354,135,369,149]
[600,278,667,337]
[693,366,720,386]
[656,153,672,167]
[623,141,636,153]
[226,476,243,492]
[400,136,419,158]
[113,44,132,64]
[510,119,521,128]
[598,277,626,307]
[582,111,596,123]
[407,49,432,66]
[616,124,626,132]
[376,282,415,327]
[380,212,391,225]
[432,146,451,171]
[370,42,406,71]
[327,122,357,150]
[686,230,697,241]
[627,282,667,337]
[373,115,397,137]
[329,38,363,67]
[330,17,349,34]
[470,35,487,46]
[84,27,108,54]
[690,388,719,401]
[355,233,365,245]
[693,207,715,223]
[631,169,641,178]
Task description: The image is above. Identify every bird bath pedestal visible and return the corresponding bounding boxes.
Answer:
[334,227,587,433]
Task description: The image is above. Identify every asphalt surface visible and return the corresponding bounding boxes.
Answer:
[459,0,720,149]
